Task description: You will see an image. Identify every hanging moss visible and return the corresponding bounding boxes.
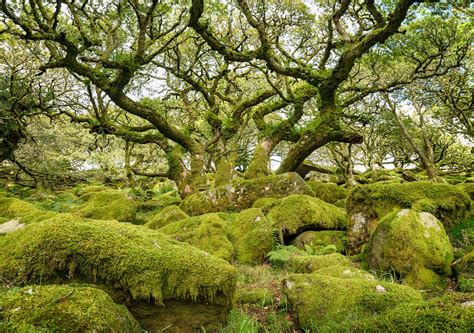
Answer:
[347,181,471,253]
[354,292,474,332]
[0,215,237,307]
[268,195,346,241]
[74,190,137,222]
[290,230,347,254]
[228,208,273,265]
[180,172,314,215]
[145,205,189,229]
[366,209,453,289]
[285,253,350,273]
[0,285,142,332]
[158,213,235,261]
[282,273,422,331]
[306,180,347,204]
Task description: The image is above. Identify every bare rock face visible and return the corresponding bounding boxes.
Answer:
[180,172,314,215]
[0,219,25,234]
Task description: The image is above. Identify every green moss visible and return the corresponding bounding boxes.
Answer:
[214,159,234,187]
[282,273,422,331]
[145,205,189,229]
[251,197,280,214]
[290,230,347,254]
[158,213,234,261]
[244,144,270,179]
[235,287,274,307]
[74,190,137,222]
[355,169,403,184]
[448,217,473,251]
[347,181,471,253]
[140,192,181,213]
[366,209,454,289]
[180,172,314,215]
[454,251,474,292]
[0,285,141,332]
[285,253,350,273]
[458,182,474,200]
[313,265,377,281]
[0,215,237,306]
[306,180,347,204]
[268,195,346,240]
[228,208,273,265]
[354,292,474,332]
[0,195,57,224]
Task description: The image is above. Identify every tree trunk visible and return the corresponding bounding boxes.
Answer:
[244,137,275,179]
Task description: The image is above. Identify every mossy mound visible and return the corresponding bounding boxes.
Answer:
[0,215,236,331]
[355,169,403,184]
[458,182,474,200]
[306,180,347,204]
[235,287,274,307]
[180,172,313,215]
[251,197,280,214]
[313,265,376,281]
[454,251,474,292]
[0,195,57,224]
[366,209,453,289]
[282,273,422,331]
[145,205,189,229]
[285,253,350,273]
[268,195,346,241]
[0,285,141,332]
[347,181,470,253]
[158,213,234,261]
[290,230,346,254]
[354,292,474,332]
[74,190,137,222]
[140,192,181,212]
[228,208,273,265]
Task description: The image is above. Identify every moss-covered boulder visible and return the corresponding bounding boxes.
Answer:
[354,292,474,332]
[355,169,403,184]
[313,265,376,281]
[0,285,141,332]
[235,287,274,307]
[0,195,57,224]
[306,180,347,204]
[366,209,454,289]
[290,230,346,254]
[347,181,471,253]
[268,195,346,241]
[227,208,273,265]
[158,213,234,261]
[145,205,189,229]
[285,253,350,273]
[0,215,237,331]
[180,172,313,215]
[140,192,181,212]
[251,197,280,214]
[74,189,137,222]
[282,273,422,331]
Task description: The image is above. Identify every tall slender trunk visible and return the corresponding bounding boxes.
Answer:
[244,137,275,179]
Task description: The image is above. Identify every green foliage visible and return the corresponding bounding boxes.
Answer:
[0,285,142,332]
[267,245,305,268]
[291,230,347,254]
